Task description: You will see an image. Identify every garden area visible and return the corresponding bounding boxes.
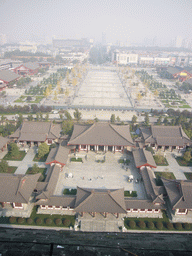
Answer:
[26,164,47,182]
[153,154,168,166]
[0,161,17,174]
[176,151,192,166]
[124,211,192,231]
[154,171,176,186]
[0,206,75,228]
[3,143,26,161]
[70,157,83,162]
[124,191,137,197]
[63,188,77,195]
[184,172,192,180]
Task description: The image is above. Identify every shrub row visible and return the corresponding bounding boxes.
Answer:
[9,217,71,227]
[126,220,191,231]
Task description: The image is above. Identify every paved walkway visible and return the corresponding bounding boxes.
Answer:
[155,152,192,180]
[0,147,46,175]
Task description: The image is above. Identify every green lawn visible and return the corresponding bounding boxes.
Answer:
[26,167,47,182]
[184,172,192,180]
[70,157,82,162]
[124,191,137,197]
[154,171,176,186]
[63,188,77,195]
[153,155,168,166]
[0,166,17,174]
[176,156,192,166]
[33,153,48,162]
[3,151,26,161]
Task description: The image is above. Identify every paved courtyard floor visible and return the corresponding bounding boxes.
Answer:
[54,151,147,199]
[72,69,132,108]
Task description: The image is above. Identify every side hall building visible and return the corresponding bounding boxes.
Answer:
[138,125,191,151]
[10,121,62,146]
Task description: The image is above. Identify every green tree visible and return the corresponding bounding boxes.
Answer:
[9,143,19,157]
[27,114,33,121]
[116,116,121,122]
[0,160,8,173]
[163,116,169,125]
[144,113,149,126]
[73,108,82,121]
[36,113,39,121]
[45,113,49,122]
[64,110,72,120]
[31,163,40,173]
[110,114,116,123]
[38,143,49,159]
[16,114,23,128]
[59,113,63,120]
[62,120,74,136]
[131,115,137,125]
[183,151,191,162]
[157,115,162,125]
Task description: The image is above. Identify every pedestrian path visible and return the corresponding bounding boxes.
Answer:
[13,147,46,175]
[156,152,192,180]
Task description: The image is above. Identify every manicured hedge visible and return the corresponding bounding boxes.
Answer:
[36,218,42,225]
[147,221,154,229]
[174,223,182,230]
[55,218,62,226]
[9,217,16,224]
[166,222,173,230]
[138,221,146,229]
[45,218,52,225]
[17,217,25,224]
[156,222,163,230]
[63,219,71,227]
[183,223,191,230]
[27,218,33,224]
[129,220,136,229]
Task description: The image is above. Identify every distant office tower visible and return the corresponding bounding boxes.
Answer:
[175,36,183,48]
[0,34,7,45]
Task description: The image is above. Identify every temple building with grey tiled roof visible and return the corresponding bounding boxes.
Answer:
[162,178,192,221]
[68,122,135,153]
[139,125,191,151]
[10,121,62,146]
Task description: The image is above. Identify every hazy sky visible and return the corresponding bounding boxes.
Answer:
[0,0,192,45]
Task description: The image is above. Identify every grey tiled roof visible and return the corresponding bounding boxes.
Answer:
[167,67,182,75]
[36,195,76,208]
[10,121,61,142]
[45,144,70,165]
[124,198,165,210]
[0,136,10,150]
[74,187,127,213]
[68,123,135,147]
[0,70,20,83]
[140,167,165,204]
[133,148,156,168]
[0,173,40,204]
[36,165,61,200]
[22,62,39,70]
[162,178,192,210]
[140,125,191,147]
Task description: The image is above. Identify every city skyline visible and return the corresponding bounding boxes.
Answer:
[0,0,192,46]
